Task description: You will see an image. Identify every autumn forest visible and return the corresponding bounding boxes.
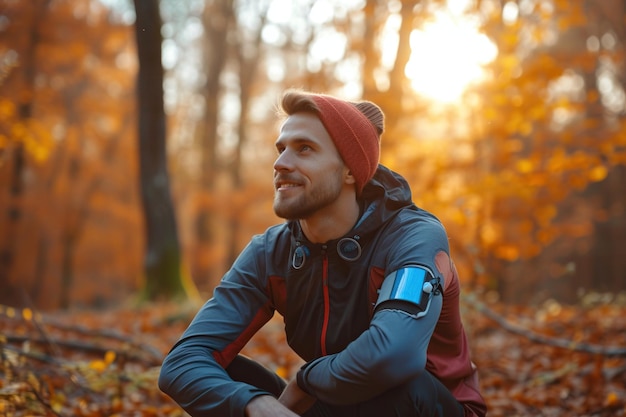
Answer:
[1,0,625,416]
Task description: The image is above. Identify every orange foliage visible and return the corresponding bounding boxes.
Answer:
[380,0,626,300]
[0,0,142,309]
[0,0,625,309]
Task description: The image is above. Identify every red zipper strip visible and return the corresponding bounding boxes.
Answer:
[320,254,330,356]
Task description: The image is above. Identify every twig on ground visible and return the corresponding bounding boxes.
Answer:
[465,292,626,357]
[3,334,161,366]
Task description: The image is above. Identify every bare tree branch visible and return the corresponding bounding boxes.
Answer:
[466,293,626,357]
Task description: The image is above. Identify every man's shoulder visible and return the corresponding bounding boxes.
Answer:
[250,222,292,247]
[394,205,445,230]
[383,206,449,250]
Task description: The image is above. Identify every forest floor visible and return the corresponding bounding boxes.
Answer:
[1,292,625,417]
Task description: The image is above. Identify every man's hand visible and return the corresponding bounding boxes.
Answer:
[278,378,317,415]
[244,395,299,417]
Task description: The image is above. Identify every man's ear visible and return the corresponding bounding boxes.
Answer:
[344,169,356,185]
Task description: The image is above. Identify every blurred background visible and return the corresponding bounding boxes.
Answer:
[1,0,625,311]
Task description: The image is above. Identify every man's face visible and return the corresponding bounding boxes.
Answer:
[273,112,349,220]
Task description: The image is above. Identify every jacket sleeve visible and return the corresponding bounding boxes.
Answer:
[297,217,449,405]
[158,237,275,416]
[296,294,442,404]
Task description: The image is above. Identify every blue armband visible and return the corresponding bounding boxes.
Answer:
[375,266,441,318]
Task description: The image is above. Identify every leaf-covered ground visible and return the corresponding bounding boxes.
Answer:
[1,294,625,416]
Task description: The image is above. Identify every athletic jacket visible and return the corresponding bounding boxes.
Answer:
[158,165,487,417]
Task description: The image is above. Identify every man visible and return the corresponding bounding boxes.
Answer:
[158,90,487,417]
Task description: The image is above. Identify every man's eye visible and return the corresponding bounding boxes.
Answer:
[300,145,311,152]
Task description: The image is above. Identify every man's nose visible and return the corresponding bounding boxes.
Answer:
[273,150,294,171]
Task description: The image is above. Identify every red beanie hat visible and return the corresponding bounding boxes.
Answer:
[310,94,381,194]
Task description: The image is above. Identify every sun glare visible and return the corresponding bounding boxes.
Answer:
[405,12,497,103]
[262,0,497,103]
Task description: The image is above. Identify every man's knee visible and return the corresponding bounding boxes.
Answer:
[357,371,463,417]
[405,371,464,417]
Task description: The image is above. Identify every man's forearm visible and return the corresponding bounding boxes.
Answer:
[297,304,441,404]
[245,395,300,417]
[278,378,317,414]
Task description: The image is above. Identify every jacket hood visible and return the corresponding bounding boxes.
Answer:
[362,164,413,210]
[355,164,416,234]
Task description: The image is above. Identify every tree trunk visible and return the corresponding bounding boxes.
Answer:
[133,0,185,300]
[191,0,233,289]
[0,0,49,307]
[361,0,380,99]
[225,7,265,267]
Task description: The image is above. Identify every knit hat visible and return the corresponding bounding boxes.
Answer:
[309,94,383,194]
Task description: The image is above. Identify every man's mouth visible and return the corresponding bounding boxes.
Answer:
[275,182,301,191]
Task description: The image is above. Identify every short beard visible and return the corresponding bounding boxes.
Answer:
[273,168,343,220]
